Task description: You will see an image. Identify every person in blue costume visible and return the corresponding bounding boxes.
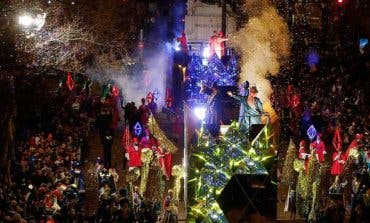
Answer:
[201,82,223,138]
[228,85,264,132]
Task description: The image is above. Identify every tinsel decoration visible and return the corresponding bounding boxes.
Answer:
[189,121,275,222]
[148,115,178,153]
[281,139,298,185]
[186,54,238,103]
[126,167,140,183]
[140,148,153,196]
[172,165,184,202]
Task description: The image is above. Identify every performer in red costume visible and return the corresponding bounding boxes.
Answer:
[140,129,157,151]
[125,138,142,169]
[345,133,363,159]
[298,140,310,173]
[216,31,228,58]
[176,31,188,54]
[311,133,327,163]
[155,140,172,180]
[209,31,218,58]
[331,127,346,177]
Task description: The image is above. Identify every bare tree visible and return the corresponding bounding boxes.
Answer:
[12,0,137,74]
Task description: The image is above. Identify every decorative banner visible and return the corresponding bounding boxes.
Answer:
[66,72,75,91]
[307,125,317,141]
[133,122,142,136]
[122,126,132,150]
[140,148,153,196]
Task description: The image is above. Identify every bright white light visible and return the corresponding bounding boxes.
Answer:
[193,107,206,120]
[18,13,46,31]
[174,44,181,51]
[202,46,210,58]
[34,13,46,30]
[220,125,230,135]
[18,15,33,27]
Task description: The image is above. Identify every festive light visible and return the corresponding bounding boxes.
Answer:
[133,122,142,136]
[307,125,317,140]
[193,107,206,120]
[18,15,33,27]
[18,13,46,31]
[189,120,275,222]
[202,46,210,58]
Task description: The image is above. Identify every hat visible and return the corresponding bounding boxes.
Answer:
[133,138,138,144]
[250,86,258,93]
[356,134,363,140]
[299,140,306,147]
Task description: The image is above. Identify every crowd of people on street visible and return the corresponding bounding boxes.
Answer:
[275,36,369,221]
[0,75,177,222]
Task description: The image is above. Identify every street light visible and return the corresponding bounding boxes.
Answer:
[18,13,46,31]
[18,15,33,28]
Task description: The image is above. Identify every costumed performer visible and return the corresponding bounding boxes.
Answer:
[298,140,311,173]
[345,133,363,163]
[331,127,346,181]
[125,138,142,170]
[200,82,223,138]
[140,128,157,151]
[228,85,264,132]
[311,132,327,164]
[155,140,172,180]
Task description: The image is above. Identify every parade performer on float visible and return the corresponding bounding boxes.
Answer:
[311,133,327,164]
[176,31,188,54]
[155,140,172,181]
[140,128,157,151]
[200,82,223,138]
[209,31,218,58]
[345,133,363,160]
[331,127,346,180]
[298,140,311,173]
[125,138,142,170]
[215,31,228,58]
[228,85,264,132]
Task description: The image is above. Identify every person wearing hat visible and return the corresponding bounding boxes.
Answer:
[228,84,264,132]
[311,132,327,163]
[201,82,223,138]
[298,140,311,173]
[155,140,172,180]
[345,133,363,159]
[331,127,346,180]
[125,138,142,169]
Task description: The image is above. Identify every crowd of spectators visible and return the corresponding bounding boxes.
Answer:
[0,77,94,222]
[273,31,370,221]
[0,76,175,222]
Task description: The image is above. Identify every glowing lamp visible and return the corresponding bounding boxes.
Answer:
[174,44,181,51]
[18,15,33,27]
[193,107,206,120]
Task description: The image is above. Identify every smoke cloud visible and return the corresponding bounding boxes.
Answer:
[229,0,290,105]
[86,48,170,108]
